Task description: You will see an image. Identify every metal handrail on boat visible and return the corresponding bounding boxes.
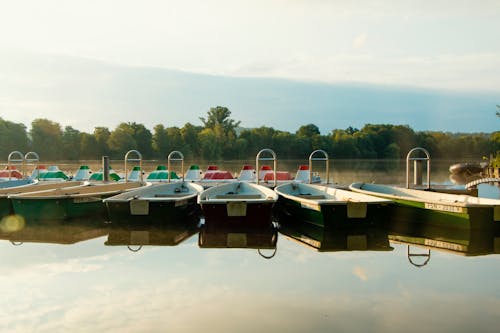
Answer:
[406,147,431,189]
[309,149,329,184]
[465,177,500,189]
[124,150,143,182]
[7,151,24,180]
[256,148,277,187]
[24,151,40,179]
[167,150,184,183]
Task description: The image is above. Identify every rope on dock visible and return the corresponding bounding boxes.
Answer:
[465,177,500,189]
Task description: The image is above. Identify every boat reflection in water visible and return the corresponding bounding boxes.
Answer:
[0,214,108,245]
[277,211,393,252]
[105,215,200,251]
[387,205,500,267]
[198,217,278,259]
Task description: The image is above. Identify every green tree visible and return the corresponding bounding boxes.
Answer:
[93,127,111,157]
[129,122,153,158]
[107,123,137,158]
[0,118,29,158]
[296,124,320,137]
[198,128,222,160]
[30,118,63,160]
[200,106,241,159]
[61,126,81,160]
[180,123,202,158]
[152,124,169,157]
[199,106,240,133]
[80,133,99,159]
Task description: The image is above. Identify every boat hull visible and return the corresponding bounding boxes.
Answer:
[349,183,500,230]
[105,197,200,223]
[275,195,389,228]
[0,198,12,217]
[388,198,496,230]
[200,202,275,226]
[10,195,111,220]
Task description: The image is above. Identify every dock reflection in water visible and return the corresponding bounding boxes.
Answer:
[0,215,108,245]
[199,217,278,259]
[105,215,200,250]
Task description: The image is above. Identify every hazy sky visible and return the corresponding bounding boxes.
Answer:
[1,0,500,92]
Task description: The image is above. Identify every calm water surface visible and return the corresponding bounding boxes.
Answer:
[1,160,499,333]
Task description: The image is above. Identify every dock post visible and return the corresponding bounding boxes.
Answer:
[102,156,110,182]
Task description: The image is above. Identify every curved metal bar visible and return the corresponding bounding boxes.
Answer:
[127,245,143,252]
[167,150,184,183]
[255,148,277,187]
[258,248,277,260]
[124,150,143,182]
[309,149,330,184]
[406,147,431,189]
[24,151,40,179]
[7,151,24,180]
[465,177,500,189]
[407,245,431,268]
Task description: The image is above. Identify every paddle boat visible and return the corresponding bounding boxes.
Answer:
[350,182,500,229]
[238,165,257,181]
[0,151,38,188]
[73,165,93,181]
[89,166,122,181]
[0,165,23,181]
[30,165,48,179]
[201,165,235,181]
[184,164,204,181]
[0,180,84,217]
[9,150,149,220]
[349,148,500,230]
[145,151,187,182]
[104,181,203,223]
[275,182,391,227]
[9,180,147,220]
[259,165,293,183]
[36,165,69,181]
[146,165,180,182]
[198,181,278,225]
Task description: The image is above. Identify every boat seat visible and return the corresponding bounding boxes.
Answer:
[297,194,326,199]
[215,194,262,199]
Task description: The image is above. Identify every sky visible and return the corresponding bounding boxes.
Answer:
[0,0,499,132]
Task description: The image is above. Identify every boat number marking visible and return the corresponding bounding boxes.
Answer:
[424,203,464,213]
[175,199,188,207]
[73,197,102,203]
[301,202,321,212]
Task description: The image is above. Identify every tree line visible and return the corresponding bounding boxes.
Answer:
[1,106,499,161]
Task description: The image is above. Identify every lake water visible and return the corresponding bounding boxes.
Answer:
[1,159,499,333]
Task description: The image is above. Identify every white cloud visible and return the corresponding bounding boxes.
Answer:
[1,278,500,333]
[353,265,368,281]
[352,34,368,49]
